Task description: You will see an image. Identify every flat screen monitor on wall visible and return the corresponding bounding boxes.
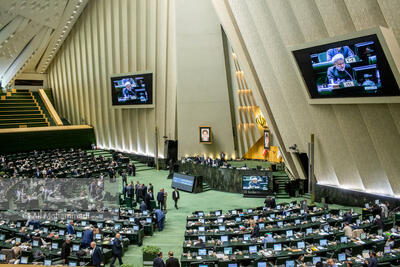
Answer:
[110,72,154,108]
[290,27,400,104]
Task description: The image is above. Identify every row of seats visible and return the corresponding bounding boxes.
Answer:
[0,207,162,265]
[0,148,126,178]
[180,202,397,267]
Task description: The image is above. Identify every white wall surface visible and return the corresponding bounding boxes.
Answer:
[47,0,177,157]
[175,0,235,158]
[213,0,400,196]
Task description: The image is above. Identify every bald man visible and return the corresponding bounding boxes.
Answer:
[110,233,123,267]
[90,242,103,267]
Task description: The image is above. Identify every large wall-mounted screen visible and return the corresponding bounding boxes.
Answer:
[111,72,153,108]
[292,34,400,100]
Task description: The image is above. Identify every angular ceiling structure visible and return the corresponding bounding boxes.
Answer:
[0,0,88,87]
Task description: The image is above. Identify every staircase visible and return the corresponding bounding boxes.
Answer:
[202,182,211,192]
[273,171,290,198]
[134,161,154,172]
[0,89,50,129]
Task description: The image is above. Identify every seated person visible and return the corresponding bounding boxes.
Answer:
[195,239,206,248]
[344,210,352,224]
[327,53,353,84]
[93,225,101,235]
[264,196,276,209]
[364,251,378,267]
[326,46,354,61]
[11,243,21,259]
[122,81,136,99]
[262,233,275,249]
[385,235,394,248]
[140,201,147,212]
[19,227,30,242]
[250,223,260,238]
[32,249,45,262]
[248,177,260,188]
[373,215,384,231]
[343,222,353,238]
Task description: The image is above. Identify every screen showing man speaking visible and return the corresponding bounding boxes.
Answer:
[292,34,399,99]
[242,176,269,191]
[171,173,195,192]
[111,73,153,106]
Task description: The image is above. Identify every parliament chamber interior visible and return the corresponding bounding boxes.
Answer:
[1,0,400,267]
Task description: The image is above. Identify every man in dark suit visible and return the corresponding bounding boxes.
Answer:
[264,196,276,209]
[148,189,154,200]
[67,221,74,235]
[251,223,260,238]
[149,183,154,193]
[157,189,165,210]
[365,251,378,267]
[135,181,140,202]
[166,251,180,267]
[140,201,147,212]
[172,188,180,209]
[90,242,103,267]
[144,192,152,211]
[153,251,165,267]
[61,238,71,264]
[81,227,93,248]
[121,172,127,186]
[110,233,123,267]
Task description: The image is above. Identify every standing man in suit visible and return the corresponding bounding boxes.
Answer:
[81,227,93,248]
[135,181,140,202]
[90,242,103,267]
[166,251,180,267]
[67,220,74,235]
[61,238,71,264]
[144,191,152,211]
[172,188,180,209]
[157,189,165,210]
[121,172,127,186]
[153,251,165,267]
[251,223,260,238]
[110,233,123,267]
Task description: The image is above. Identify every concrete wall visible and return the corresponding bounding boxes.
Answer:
[47,0,177,157]
[175,0,235,159]
[213,0,400,196]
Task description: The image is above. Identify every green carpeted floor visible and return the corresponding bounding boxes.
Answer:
[112,165,360,266]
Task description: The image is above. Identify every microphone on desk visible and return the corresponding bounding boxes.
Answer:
[345,69,354,81]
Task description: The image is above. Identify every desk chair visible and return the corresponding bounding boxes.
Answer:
[0,249,15,262]
[275,256,291,266]
[351,245,364,256]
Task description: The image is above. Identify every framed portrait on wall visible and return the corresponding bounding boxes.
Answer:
[264,129,270,149]
[199,126,212,144]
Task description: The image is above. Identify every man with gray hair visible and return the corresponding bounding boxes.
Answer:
[327,53,353,84]
[122,81,136,99]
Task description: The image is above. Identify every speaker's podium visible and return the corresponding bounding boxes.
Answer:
[171,172,203,193]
